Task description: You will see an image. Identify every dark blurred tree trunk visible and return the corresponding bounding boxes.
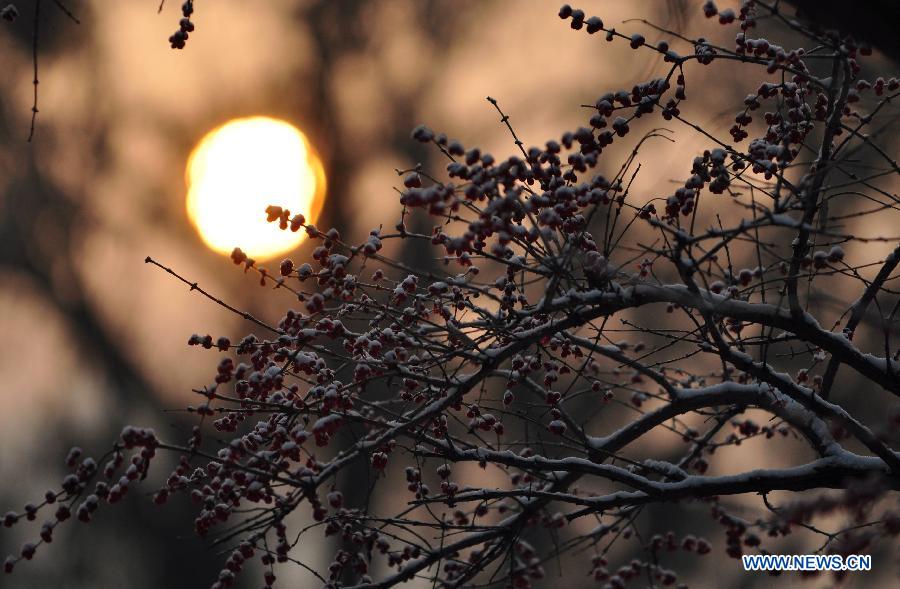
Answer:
[296,0,474,582]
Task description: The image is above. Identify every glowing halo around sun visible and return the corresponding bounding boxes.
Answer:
[186,116,326,260]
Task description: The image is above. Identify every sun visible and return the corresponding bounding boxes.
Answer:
[186,116,326,260]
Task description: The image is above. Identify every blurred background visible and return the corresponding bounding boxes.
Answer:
[0,1,897,587]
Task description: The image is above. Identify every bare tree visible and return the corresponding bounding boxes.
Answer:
[3,2,900,588]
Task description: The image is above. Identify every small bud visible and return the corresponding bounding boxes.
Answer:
[411,125,434,142]
[403,173,422,188]
[1,4,18,22]
[585,16,603,34]
[548,420,567,435]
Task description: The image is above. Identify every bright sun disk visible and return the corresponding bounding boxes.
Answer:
[186,116,326,260]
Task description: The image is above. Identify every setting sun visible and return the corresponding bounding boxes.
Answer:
[186,116,326,260]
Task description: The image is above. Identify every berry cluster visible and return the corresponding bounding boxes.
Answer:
[168,1,196,50]
[3,429,158,575]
